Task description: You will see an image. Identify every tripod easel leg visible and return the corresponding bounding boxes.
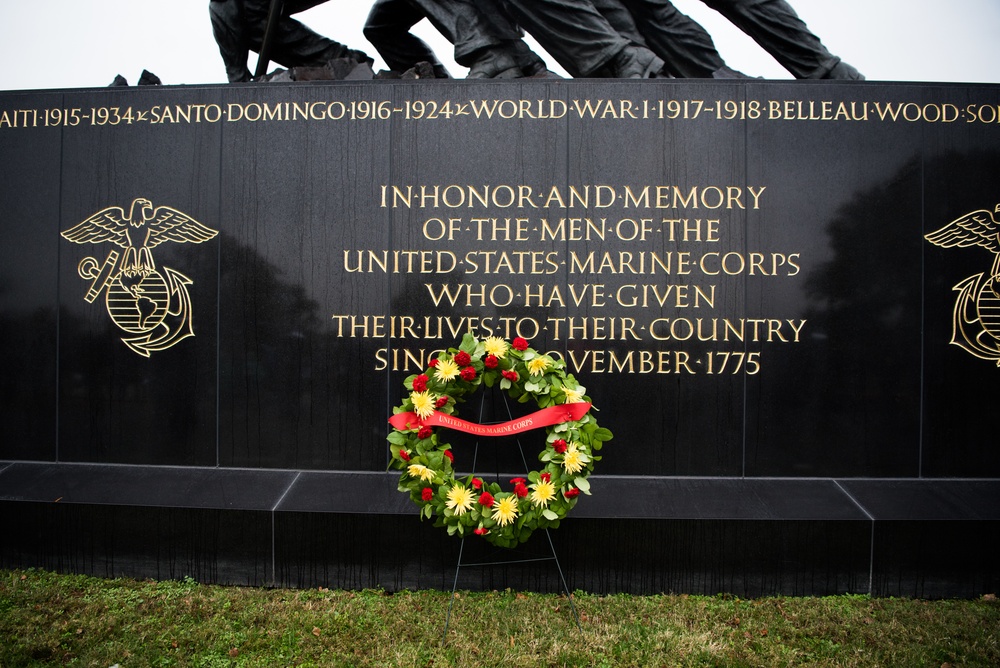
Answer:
[440,390,582,643]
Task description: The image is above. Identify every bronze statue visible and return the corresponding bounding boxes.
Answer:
[364,0,663,79]
[700,0,863,79]
[502,0,861,79]
[496,0,664,78]
[363,0,451,78]
[364,0,547,79]
[587,0,860,79]
[209,0,860,82]
[591,0,734,77]
[208,0,372,82]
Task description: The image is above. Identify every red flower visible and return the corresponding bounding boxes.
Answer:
[478,491,495,506]
[474,527,489,536]
[471,478,483,490]
[553,439,568,454]
[460,366,477,381]
[399,450,410,461]
[540,472,551,483]
[412,374,428,392]
[428,358,439,368]
[509,477,527,485]
[443,449,454,462]
[564,488,580,498]
[484,354,498,369]
[454,351,471,366]
[512,337,529,351]
[417,426,432,440]
[421,487,434,502]
[502,370,518,382]
[513,482,529,498]
[435,396,450,408]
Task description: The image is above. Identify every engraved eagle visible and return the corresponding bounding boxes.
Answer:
[925,204,1000,287]
[61,197,218,277]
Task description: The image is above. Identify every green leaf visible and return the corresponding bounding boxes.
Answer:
[460,332,477,354]
[386,332,614,548]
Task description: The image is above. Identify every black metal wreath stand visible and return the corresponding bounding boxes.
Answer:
[441,391,582,643]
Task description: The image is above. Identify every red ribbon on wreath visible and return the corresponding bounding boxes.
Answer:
[388,402,591,437]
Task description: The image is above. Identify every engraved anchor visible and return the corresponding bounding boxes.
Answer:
[61,198,218,356]
[925,204,1000,365]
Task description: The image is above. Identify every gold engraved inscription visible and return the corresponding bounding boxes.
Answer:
[61,198,218,357]
[925,204,1000,366]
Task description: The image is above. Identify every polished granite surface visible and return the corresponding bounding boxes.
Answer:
[3,80,998,596]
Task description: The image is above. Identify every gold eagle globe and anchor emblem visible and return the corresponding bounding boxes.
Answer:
[924,203,1000,366]
[61,198,218,357]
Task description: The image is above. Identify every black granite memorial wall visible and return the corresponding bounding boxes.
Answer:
[1,80,998,598]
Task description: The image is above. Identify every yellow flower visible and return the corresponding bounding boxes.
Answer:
[407,464,435,482]
[434,358,460,382]
[491,495,519,526]
[410,391,436,419]
[483,336,508,359]
[563,386,585,403]
[446,485,475,516]
[530,480,556,508]
[527,356,550,376]
[562,444,585,474]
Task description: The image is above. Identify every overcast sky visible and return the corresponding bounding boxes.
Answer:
[0,0,998,90]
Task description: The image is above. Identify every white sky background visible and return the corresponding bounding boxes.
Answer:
[0,0,998,90]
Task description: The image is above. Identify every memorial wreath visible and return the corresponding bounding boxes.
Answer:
[388,333,612,548]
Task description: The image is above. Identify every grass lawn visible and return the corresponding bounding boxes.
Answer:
[1,568,997,667]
